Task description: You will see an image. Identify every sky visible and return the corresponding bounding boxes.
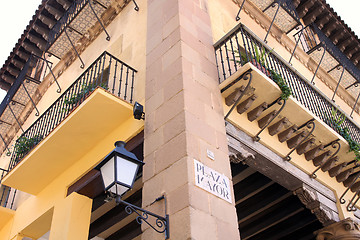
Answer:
[0,0,359,102]
[0,0,41,101]
[326,0,360,37]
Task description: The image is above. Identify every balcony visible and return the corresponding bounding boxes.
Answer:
[8,51,136,169]
[215,23,360,209]
[0,55,54,148]
[2,51,143,195]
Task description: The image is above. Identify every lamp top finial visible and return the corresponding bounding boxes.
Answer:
[115,141,126,148]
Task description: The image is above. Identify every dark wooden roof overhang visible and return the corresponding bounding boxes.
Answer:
[293,0,360,71]
[0,0,73,92]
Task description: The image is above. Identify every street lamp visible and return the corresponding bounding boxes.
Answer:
[96,141,169,239]
[96,141,143,197]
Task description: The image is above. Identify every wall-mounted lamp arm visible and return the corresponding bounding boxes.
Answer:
[116,195,170,239]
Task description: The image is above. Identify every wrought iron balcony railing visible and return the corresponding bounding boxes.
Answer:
[214,23,360,144]
[0,54,58,159]
[0,168,16,209]
[8,51,136,171]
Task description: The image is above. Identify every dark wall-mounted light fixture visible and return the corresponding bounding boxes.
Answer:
[96,141,169,239]
[133,102,145,120]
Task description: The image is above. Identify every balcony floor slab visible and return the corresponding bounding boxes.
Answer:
[221,63,352,174]
[2,88,143,195]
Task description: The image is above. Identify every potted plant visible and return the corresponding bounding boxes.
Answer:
[268,70,292,100]
[328,108,360,161]
[14,134,43,159]
[232,45,292,100]
[250,43,273,75]
[64,82,109,107]
[231,44,272,75]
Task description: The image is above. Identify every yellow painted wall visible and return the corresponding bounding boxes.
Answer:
[49,193,92,240]
[0,0,147,165]
[0,0,147,212]
[0,108,143,239]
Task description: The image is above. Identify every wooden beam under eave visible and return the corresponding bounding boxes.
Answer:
[44,4,64,20]
[89,190,142,238]
[38,13,57,29]
[22,41,43,56]
[303,4,325,26]
[323,20,339,37]
[16,49,31,62]
[33,22,50,40]
[329,29,346,45]
[344,44,359,58]
[10,57,25,69]
[0,81,11,91]
[337,36,354,52]
[6,65,20,77]
[315,14,331,29]
[56,0,73,10]
[350,51,360,64]
[27,33,47,51]
[292,0,301,8]
[2,72,16,84]
[296,0,316,18]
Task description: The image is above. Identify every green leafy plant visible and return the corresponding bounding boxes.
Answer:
[231,49,249,65]
[269,70,292,100]
[329,108,360,161]
[231,44,291,100]
[14,135,43,157]
[252,42,273,68]
[64,82,109,106]
[330,107,346,130]
[231,44,273,66]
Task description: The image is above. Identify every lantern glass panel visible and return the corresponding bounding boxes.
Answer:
[116,156,139,187]
[109,184,128,196]
[100,156,115,189]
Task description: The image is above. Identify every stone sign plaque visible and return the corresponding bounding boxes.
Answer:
[194,159,232,203]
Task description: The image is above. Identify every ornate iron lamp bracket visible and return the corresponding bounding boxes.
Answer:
[116,195,170,239]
